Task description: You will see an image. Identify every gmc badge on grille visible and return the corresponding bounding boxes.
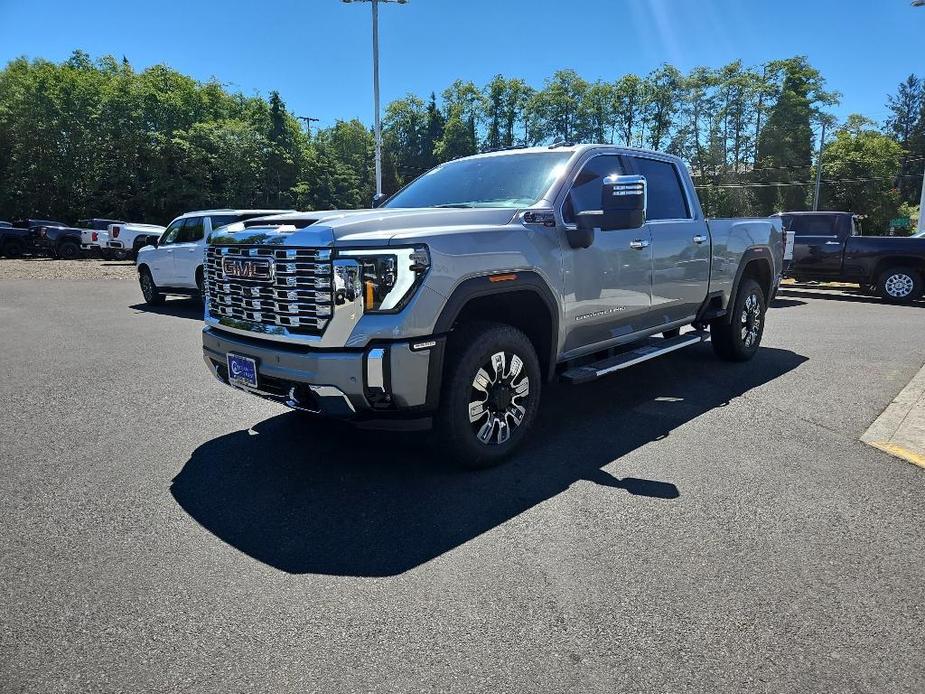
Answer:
[222,257,274,281]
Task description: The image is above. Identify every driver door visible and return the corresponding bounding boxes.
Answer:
[171,216,207,288]
[560,154,653,357]
[149,219,183,286]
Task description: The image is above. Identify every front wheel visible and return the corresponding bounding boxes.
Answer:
[711,278,766,362]
[139,267,164,305]
[438,322,542,469]
[877,267,922,304]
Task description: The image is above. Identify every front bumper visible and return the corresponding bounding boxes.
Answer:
[202,326,443,421]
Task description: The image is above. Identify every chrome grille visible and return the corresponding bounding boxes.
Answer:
[205,246,333,335]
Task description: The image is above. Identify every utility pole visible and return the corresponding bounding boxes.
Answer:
[812,120,827,211]
[296,116,320,136]
[918,160,925,234]
[341,0,408,198]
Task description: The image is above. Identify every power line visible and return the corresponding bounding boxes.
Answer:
[695,173,922,189]
[689,154,925,178]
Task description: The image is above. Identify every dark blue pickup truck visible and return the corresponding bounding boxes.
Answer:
[777,211,925,303]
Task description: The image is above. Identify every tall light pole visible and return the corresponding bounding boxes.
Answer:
[915,0,924,232]
[342,0,408,199]
[812,120,827,211]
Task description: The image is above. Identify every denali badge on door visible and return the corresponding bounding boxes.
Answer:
[222,256,274,281]
[227,354,258,389]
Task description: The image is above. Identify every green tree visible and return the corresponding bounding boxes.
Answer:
[528,69,589,143]
[613,74,645,147]
[754,57,838,213]
[816,115,903,232]
[886,74,925,202]
[381,94,428,186]
[434,105,477,162]
[641,65,683,151]
[582,81,617,143]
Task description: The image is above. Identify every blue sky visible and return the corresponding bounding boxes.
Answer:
[0,0,920,130]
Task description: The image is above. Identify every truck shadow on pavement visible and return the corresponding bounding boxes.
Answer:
[129,301,204,321]
[171,345,807,577]
[778,288,924,307]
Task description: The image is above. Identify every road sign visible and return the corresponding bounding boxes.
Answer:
[890,217,911,229]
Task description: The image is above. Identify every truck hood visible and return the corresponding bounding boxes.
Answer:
[208,207,520,247]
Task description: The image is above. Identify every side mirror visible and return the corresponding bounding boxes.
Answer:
[371,193,389,209]
[574,175,647,244]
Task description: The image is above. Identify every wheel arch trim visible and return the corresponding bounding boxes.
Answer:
[433,271,560,380]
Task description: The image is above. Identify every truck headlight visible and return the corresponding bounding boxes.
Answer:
[337,246,430,313]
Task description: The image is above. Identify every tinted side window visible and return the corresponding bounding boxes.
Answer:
[782,215,837,237]
[160,221,184,245]
[208,214,240,231]
[563,155,625,224]
[179,217,205,243]
[631,157,689,220]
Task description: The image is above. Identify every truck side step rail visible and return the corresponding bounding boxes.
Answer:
[560,330,710,384]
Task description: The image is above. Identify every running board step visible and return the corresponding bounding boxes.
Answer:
[560,331,710,384]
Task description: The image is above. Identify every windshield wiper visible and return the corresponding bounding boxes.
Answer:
[431,203,476,208]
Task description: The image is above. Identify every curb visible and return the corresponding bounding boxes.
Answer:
[862,362,925,469]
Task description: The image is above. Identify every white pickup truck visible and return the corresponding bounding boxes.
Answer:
[77,218,123,257]
[105,222,166,260]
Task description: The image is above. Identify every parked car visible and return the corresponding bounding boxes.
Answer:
[29,223,84,259]
[76,218,124,257]
[200,144,784,468]
[1,219,67,257]
[776,211,925,303]
[105,222,165,260]
[136,209,292,303]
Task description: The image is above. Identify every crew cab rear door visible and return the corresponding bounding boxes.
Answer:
[625,154,709,325]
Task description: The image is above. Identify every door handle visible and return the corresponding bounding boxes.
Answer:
[824,241,841,245]
[629,239,650,250]
[693,234,707,244]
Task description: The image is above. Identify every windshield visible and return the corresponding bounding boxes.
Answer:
[383,152,572,209]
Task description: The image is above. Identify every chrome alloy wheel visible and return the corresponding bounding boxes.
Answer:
[468,351,530,445]
[884,272,915,299]
[740,291,762,348]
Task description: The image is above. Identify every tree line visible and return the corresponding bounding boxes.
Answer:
[0,51,922,232]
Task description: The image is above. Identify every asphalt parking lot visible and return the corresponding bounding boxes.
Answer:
[2,272,924,693]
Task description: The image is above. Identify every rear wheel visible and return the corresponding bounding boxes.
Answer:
[56,240,81,260]
[2,239,25,258]
[438,322,542,469]
[139,267,164,305]
[711,278,766,362]
[877,267,922,304]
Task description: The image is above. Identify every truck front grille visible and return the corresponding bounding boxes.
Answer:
[204,246,334,335]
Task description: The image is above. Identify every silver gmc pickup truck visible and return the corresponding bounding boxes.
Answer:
[202,144,783,467]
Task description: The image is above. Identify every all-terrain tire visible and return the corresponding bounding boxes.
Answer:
[437,322,542,469]
[139,267,165,305]
[711,278,766,362]
[876,267,922,304]
[56,240,81,260]
[2,239,25,258]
